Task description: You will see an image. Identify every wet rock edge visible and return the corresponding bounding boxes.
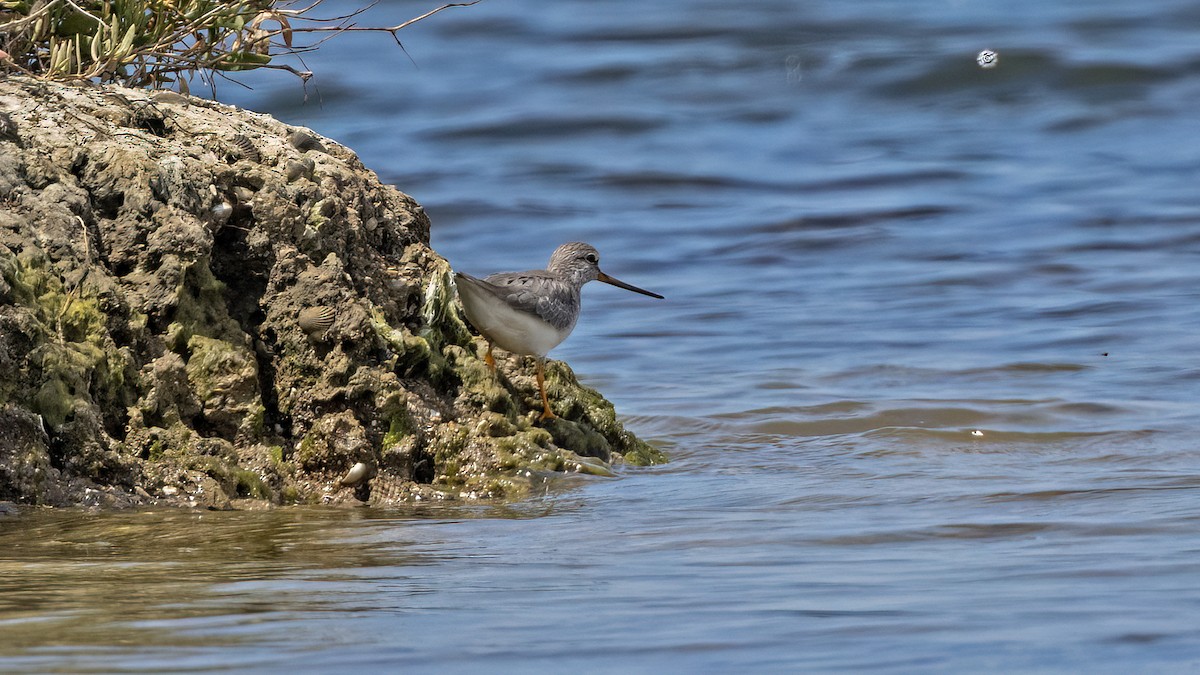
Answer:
[0,77,664,510]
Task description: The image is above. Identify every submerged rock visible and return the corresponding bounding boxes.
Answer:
[0,77,663,508]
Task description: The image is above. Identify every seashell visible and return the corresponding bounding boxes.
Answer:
[150,90,189,106]
[231,134,261,163]
[210,201,233,225]
[287,129,326,153]
[339,461,371,488]
[298,306,336,338]
[285,158,314,183]
[570,455,616,477]
[232,186,255,205]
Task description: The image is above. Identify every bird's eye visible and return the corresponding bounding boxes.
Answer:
[585,253,598,264]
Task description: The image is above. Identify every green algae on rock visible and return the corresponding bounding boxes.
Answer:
[0,77,663,508]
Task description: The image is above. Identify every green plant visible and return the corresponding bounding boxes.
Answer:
[0,0,480,92]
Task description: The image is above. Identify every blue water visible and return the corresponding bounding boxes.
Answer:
[4,0,1200,671]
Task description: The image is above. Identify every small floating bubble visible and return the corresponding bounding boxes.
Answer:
[976,50,998,69]
[785,55,803,83]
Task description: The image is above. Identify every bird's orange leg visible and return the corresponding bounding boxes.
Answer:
[484,341,496,373]
[536,359,556,420]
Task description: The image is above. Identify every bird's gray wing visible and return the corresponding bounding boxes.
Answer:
[481,270,580,332]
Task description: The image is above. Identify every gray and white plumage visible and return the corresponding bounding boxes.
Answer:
[471,269,581,333]
[454,242,662,358]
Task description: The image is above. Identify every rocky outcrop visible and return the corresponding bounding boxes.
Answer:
[0,77,662,509]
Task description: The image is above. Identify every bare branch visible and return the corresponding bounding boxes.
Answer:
[279,0,379,23]
[285,1,483,34]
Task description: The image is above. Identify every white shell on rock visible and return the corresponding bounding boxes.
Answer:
[339,462,371,487]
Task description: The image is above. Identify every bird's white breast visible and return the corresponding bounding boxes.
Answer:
[457,281,571,357]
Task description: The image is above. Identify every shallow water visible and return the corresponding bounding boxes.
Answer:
[5,0,1200,671]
